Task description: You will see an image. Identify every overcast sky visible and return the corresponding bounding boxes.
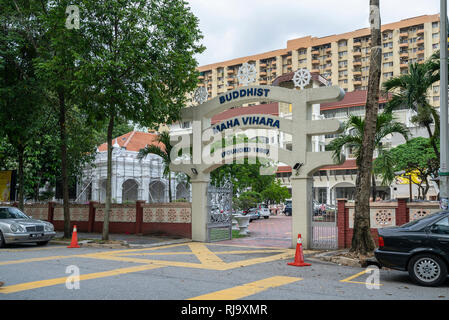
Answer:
[186,0,444,67]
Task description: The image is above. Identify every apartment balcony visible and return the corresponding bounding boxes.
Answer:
[417,29,424,36]
[353,51,362,57]
[311,68,320,73]
[198,75,205,80]
[312,50,320,55]
[353,42,362,48]
[417,39,425,45]
[399,42,409,48]
[400,32,409,38]
[353,80,362,86]
[400,63,408,69]
[259,80,267,85]
[227,69,234,74]
[227,85,234,90]
[325,66,332,72]
[417,48,425,55]
[353,61,362,67]
[228,78,235,83]
[198,83,205,87]
[326,48,332,53]
[400,52,409,58]
[312,59,320,65]
[260,63,267,68]
[260,71,267,76]
[353,71,362,77]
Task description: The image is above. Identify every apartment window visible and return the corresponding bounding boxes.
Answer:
[433,43,439,49]
[338,61,348,68]
[339,40,348,47]
[338,51,348,58]
[383,52,393,59]
[433,33,439,39]
[338,70,348,77]
[383,42,393,49]
[433,96,440,102]
[299,59,307,64]
[383,62,393,68]
[433,22,439,28]
[298,49,307,55]
[182,121,191,129]
[433,85,440,94]
[383,72,393,79]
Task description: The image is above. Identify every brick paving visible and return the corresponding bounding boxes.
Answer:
[220,215,293,248]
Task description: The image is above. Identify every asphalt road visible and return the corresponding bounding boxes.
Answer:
[0,242,448,301]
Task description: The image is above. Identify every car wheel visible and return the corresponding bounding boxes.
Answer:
[264,216,269,219]
[36,241,49,246]
[408,254,448,287]
[0,231,5,248]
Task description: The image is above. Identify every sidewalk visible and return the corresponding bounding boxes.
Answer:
[53,231,190,248]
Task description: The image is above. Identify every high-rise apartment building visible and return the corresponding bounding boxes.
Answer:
[196,14,442,107]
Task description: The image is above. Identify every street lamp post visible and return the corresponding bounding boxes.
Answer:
[440,0,449,210]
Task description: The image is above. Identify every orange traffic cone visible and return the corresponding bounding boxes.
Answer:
[287,234,311,267]
[67,225,80,248]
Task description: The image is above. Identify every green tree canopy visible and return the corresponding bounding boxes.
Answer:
[374,137,439,200]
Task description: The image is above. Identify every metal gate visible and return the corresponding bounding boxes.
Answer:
[206,182,233,242]
[310,205,338,249]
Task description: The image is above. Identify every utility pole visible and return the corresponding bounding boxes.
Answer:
[440,0,449,210]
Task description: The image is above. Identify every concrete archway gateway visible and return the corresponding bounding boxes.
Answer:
[170,85,345,249]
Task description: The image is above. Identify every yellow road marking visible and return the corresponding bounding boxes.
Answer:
[340,269,383,287]
[188,243,224,267]
[114,249,284,256]
[0,264,161,294]
[188,276,302,300]
[0,255,80,266]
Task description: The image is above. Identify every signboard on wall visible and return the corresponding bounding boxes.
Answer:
[0,170,16,202]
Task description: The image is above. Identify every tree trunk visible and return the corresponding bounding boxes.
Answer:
[58,91,71,238]
[351,0,381,255]
[371,173,377,202]
[168,171,172,202]
[17,145,24,211]
[425,123,440,160]
[103,114,114,241]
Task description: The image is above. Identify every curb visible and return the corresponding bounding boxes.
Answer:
[50,238,191,249]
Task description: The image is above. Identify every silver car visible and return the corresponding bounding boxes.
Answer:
[0,207,56,247]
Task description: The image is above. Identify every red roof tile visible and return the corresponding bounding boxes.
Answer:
[276,159,358,173]
[320,91,391,111]
[97,131,164,153]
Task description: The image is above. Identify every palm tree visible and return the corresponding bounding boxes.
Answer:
[382,59,440,159]
[327,112,410,201]
[138,131,173,202]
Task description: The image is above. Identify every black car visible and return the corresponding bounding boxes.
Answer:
[284,202,292,216]
[375,211,449,287]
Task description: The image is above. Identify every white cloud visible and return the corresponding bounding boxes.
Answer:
[187,0,443,67]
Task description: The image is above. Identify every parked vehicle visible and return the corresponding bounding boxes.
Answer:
[0,207,56,247]
[284,201,292,216]
[258,204,271,219]
[243,208,260,222]
[375,211,449,287]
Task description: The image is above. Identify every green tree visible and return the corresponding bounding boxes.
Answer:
[383,56,440,159]
[138,131,173,202]
[260,180,290,204]
[327,112,410,200]
[233,191,261,211]
[0,1,50,209]
[374,137,439,200]
[76,0,204,240]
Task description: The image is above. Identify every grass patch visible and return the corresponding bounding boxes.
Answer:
[232,230,248,239]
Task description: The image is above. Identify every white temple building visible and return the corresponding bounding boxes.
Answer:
[76,131,191,204]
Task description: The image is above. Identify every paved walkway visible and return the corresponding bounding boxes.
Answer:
[220,215,292,248]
